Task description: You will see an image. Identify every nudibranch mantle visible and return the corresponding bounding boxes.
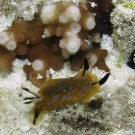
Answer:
[38,70,100,108]
[24,70,100,124]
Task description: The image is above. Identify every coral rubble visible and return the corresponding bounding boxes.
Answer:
[0,0,113,87]
[111,1,135,60]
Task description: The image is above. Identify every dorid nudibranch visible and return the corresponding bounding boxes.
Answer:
[22,58,110,124]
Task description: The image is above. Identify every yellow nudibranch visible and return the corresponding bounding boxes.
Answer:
[22,59,109,125]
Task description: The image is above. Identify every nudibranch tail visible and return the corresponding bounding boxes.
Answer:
[33,107,42,125]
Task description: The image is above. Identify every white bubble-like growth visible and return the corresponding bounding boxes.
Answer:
[40,4,57,25]
[80,13,96,30]
[66,5,81,22]
[69,22,81,33]
[32,59,45,71]
[0,31,10,45]
[6,39,17,50]
[85,17,96,30]
[0,31,17,50]
[66,40,80,54]
[59,13,68,23]
[59,38,67,49]
[59,33,81,54]
[59,5,81,23]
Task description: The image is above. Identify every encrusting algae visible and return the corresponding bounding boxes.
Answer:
[22,58,109,124]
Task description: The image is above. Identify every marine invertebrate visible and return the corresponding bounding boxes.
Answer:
[1,0,135,135]
[22,59,109,124]
[1,56,135,135]
[0,0,113,87]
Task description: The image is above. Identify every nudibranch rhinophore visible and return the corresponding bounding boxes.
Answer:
[22,59,110,125]
[0,0,113,87]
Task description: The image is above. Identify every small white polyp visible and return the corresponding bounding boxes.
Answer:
[32,59,44,71]
[85,17,96,30]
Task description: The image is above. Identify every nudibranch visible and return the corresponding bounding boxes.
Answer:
[22,59,109,125]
